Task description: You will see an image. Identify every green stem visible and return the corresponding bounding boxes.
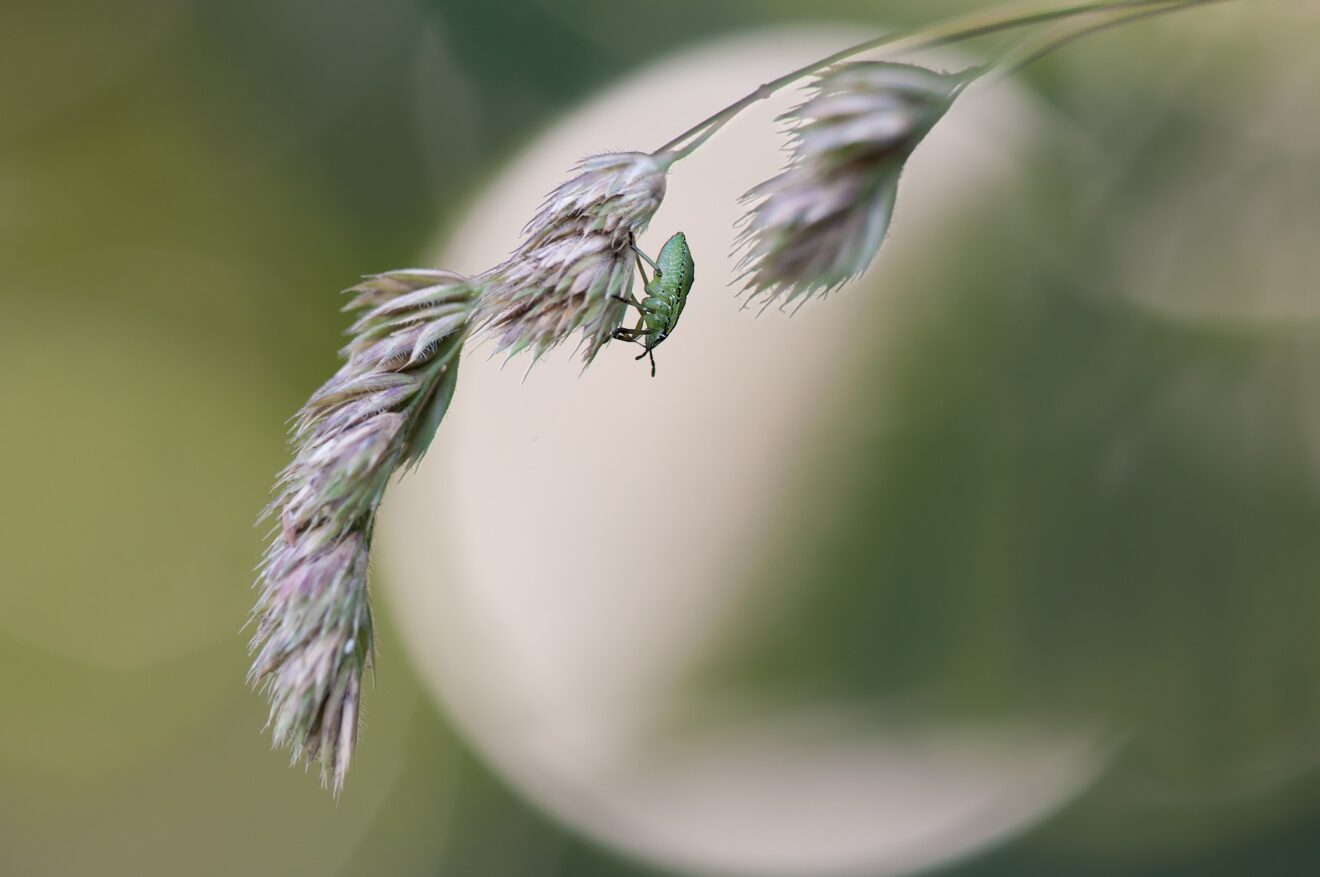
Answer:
[984,0,1230,78]
[652,0,1227,164]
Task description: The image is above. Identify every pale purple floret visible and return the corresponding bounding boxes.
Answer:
[249,269,475,795]
[477,151,669,361]
[736,62,967,307]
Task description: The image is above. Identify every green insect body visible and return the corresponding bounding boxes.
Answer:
[611,231,695,377]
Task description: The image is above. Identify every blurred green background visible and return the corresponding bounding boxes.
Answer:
[5,0,1320,874]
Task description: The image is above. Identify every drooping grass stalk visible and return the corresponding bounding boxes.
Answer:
[654,0,1231,164]
[252,0,1245,796]
[250,270,474,795]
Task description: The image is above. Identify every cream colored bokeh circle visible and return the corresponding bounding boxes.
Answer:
[382,28,1107,877]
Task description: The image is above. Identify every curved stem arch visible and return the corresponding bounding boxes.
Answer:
[653,0,1231,165]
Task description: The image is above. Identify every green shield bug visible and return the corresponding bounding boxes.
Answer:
[611,231,695,377]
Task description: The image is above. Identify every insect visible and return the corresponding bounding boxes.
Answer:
[611,232,695,377]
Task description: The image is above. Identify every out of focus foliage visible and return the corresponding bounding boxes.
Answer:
[4,0,1320,875]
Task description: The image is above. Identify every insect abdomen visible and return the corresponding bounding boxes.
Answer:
[655,232,694,298]
[638,232,694,348]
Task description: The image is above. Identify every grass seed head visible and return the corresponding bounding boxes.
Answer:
[735,62,966,308]
[477,151,669,361]
[250,269,476,794]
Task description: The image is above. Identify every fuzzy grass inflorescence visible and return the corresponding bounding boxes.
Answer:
[476,151,670,362]
[251,0,1235,795]
[250,269,474,795]
[734,62,966,308]
[250,154,673,793]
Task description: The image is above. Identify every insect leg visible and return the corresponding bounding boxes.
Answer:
[633,248,660,273]
[632,346,658,376]
[630,232,660,276]
[611,294,645,314]
[632,251,653,287]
